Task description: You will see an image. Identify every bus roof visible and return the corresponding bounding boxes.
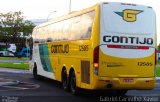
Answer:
[34,2,154,29]
[35,3,99,29]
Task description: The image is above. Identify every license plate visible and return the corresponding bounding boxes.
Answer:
[123,78,134,83]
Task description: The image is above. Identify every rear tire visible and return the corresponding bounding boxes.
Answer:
[62,69,69,91]
[70,71,79,95]
[33,63,40,80]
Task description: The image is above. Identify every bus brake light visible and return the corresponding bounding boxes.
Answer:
[93,46,99,75]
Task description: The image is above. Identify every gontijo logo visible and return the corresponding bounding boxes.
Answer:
[115,9,143,22]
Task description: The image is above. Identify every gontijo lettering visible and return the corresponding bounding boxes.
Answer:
[51,44,69,53]
[103,36,153,45]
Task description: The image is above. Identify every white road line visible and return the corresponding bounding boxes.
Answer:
[2,86,29,90]
[0,69,31,74]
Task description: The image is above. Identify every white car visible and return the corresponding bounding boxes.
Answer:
[7,44,17,56]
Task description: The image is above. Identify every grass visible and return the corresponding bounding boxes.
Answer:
[156,68,160,77]
[0,57,29,70]
[0,62,29,70]
[156,61,160,65]
[156,61,160,77]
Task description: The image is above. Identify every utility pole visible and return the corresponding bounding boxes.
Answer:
[69,0,71,13]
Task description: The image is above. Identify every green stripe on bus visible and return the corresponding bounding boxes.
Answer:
[39,44,54,73]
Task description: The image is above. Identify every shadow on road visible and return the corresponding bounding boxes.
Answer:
[29,77,134,102]
[1,72,159,102]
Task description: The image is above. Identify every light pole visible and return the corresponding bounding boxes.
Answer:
[47,11,56,22]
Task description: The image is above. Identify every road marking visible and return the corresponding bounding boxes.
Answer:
[0,69,31,74]
[0,82,40,91]
[2,86,29,90]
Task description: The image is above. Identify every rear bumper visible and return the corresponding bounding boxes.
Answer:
[94,77,156,90]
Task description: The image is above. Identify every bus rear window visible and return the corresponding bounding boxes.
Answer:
[102,3,156,35]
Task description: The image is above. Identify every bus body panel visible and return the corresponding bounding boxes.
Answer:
[99,3,156,79]
[31,4,99,89]
[47,40,92,82]
[93,77,155,89]
[32,44,55,79]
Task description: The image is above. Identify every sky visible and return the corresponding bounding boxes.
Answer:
[0,0,159,44]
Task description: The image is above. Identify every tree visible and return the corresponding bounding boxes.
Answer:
[0,11,35,38]
[0,11,23,37]
[21,20,35,37]
[0,11,35,56]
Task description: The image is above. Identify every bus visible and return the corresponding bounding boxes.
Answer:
[31,2,156,95]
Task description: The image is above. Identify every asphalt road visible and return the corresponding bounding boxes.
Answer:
[0,69,159,102]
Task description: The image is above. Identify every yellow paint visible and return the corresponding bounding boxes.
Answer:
[123,9,143,22]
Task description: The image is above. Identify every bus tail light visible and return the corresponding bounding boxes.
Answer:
[93,46,99,75]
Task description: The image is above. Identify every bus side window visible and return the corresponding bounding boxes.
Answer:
[86,27,92,38]
[62,20,71,41]
[80,11,95,39]
[70,16,82,40]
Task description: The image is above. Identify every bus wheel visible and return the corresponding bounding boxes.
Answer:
[33,63,40,80]
[70,71,78,95]
[62,69,69,91]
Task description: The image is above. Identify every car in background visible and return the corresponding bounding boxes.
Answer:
[17,47,30,57]
[0,50,7,57]
[7,44,17,56]
[0,44,16,57]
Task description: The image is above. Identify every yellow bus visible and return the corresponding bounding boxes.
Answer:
[31,2,156,95]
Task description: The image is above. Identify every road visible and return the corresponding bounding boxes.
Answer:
[0,69,159,102]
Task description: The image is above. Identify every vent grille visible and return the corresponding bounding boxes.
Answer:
[81,61,90,84]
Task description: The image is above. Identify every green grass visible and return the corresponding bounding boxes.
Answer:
[0,57,29,70]
[156,68,160,77]
[156,61,160,77]
[0,62,29,70]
